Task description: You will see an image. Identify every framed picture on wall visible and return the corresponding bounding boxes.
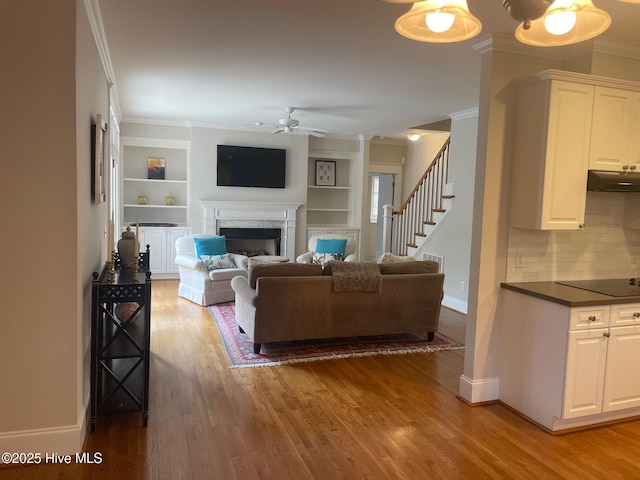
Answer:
[91,114,108,204]
[315,160,336,186]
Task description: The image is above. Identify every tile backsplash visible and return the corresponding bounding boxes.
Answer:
[506,192,640,282]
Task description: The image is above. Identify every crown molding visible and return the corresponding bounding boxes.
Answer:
[83,0,122,120]
[450,107,479,121]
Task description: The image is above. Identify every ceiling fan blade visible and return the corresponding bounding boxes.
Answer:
[298,126,330,133]
[271,128,285,134]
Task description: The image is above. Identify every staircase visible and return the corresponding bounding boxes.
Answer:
[382,137,454,258]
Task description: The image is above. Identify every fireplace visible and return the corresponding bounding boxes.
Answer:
[201,201,302,260]
[220,227,281,257]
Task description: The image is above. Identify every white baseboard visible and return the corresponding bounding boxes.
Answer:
[0,406,87,455]
[442,295,467,314]
[459,375,499,404]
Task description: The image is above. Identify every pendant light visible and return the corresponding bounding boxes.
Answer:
[393,0,482,43]
[515,0,611,47]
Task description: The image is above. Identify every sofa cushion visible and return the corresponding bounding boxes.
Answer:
[208,267,246,281]
[194,236,227,258]
[201,254,236,270]
[379,260,439,275]
[249,262,322,289]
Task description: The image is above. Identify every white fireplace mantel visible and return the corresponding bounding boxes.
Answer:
[200,201,302,260]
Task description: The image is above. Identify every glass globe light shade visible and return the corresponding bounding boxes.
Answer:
[394,0,481,43]
[515,0,610,47]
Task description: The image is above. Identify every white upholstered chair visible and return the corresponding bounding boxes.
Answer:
[175,234,248,306]
[296,234,357,263]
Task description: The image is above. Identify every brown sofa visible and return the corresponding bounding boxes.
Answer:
[230,260,444,353]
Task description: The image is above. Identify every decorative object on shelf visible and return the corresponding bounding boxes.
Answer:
[315,160,336,186]
[117,226,140,268]
[91,114,108,204]
[147,157,166,180]
[137,195,147,205]
[382,0,617,46]
[165,196,175,206]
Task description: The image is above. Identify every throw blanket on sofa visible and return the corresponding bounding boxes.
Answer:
[329,261,382,293]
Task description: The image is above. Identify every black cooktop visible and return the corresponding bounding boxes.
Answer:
[556,278,640,297]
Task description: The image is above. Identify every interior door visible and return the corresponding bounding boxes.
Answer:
[375,173,395,260]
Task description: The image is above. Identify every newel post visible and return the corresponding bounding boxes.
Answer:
[382,204,393,255]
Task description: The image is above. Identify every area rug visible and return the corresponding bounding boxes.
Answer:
[208,303,464,368]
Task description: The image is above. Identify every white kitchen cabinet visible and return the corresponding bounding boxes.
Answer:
[139,227,190,277]
[501,290,640,432]
[563,328,608,419]
[589,87,640,172]
[602,325,640,412]
[510,74,594,230]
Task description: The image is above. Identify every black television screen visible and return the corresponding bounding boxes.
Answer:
[217,145,286,188]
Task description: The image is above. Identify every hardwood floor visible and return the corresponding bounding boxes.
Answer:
[5,280,640,479]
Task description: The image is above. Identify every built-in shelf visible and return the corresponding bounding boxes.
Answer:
[120,138,191,227]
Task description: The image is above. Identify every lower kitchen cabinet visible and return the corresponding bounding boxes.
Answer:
[501,290,640,432]
[138,227,189,277]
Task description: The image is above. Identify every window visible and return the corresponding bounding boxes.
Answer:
[370,175,380,223]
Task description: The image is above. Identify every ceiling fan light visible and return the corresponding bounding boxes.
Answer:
[515,0,611,46]
[394,0,482,43]
[407,133,421,141]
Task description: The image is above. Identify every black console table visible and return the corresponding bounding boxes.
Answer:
[90,247,151,432]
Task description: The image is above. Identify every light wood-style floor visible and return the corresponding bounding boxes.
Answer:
[5,280,640,479]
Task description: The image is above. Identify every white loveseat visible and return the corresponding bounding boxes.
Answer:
[175,234,248,306]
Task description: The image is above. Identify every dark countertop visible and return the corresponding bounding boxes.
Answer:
[501,282,640,307]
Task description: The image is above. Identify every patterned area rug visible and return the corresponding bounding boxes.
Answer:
[208,303,464,368]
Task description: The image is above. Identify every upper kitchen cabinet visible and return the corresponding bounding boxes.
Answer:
[511,72,594,230]
[590,87,640,172]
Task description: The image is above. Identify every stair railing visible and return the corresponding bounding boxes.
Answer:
[387,137,451,256]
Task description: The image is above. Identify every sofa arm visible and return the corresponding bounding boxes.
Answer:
[296,252,313,263]
[231,276,257,306]
[175,254,207,272]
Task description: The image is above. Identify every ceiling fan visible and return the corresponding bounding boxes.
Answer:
[250,107,329,137]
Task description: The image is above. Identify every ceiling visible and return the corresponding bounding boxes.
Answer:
[97,0,640,139]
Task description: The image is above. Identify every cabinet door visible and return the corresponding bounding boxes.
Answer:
[143,229,167,273]
[563,329,608,419]
[589,87,637,171]
[166,229,189,274]
[603,325,640,412]
[511,80,593,230]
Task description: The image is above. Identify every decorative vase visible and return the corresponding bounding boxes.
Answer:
[117,226,139,268]
[165,196,175,206]
[137,195,147,205]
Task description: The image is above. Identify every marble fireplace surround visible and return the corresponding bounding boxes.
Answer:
[201,201,302,260]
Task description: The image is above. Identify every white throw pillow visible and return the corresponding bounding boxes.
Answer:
[312,251,344,265]
[201,254,236,270]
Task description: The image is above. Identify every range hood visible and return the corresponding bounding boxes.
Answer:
[587,170,640,192]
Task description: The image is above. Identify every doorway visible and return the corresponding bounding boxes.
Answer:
[368,173,395,260]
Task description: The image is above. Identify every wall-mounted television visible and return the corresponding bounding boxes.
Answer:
[216,144,286,189]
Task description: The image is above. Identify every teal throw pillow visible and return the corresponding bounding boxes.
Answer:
[194,236,227,258]
[315,238,347,256]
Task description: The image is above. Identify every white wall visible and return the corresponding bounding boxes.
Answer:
[0,0,108,453]
[419,110,478,313]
